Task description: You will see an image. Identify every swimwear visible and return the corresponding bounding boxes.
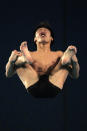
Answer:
[27,75,62,98]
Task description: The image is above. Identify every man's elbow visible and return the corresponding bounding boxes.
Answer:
[73,67,80,79]
[71,66,80,79]
[72,73,79,79]
[5,70,15,78]
[5,71,11,78]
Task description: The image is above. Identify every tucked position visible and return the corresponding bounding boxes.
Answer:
[5,22,80,97]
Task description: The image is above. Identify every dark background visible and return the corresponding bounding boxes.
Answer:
[0,0,87,131]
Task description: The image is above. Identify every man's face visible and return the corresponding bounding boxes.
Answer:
[34,27,53,44]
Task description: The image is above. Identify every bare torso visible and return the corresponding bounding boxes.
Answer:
[30,51,60,75]
[15,51,69,89]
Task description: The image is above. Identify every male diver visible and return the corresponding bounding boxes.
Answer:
[5,22,80,97]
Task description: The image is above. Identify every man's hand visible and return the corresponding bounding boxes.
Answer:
[9,50,22,63]
[61,45,77,65]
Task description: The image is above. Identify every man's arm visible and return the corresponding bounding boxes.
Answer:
[5,50,22,77]
[68,55,80,79]
[61,45,80,79]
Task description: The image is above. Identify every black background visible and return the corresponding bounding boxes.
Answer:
[0,0,87,131]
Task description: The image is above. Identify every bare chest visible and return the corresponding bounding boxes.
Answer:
[31,52,59,74]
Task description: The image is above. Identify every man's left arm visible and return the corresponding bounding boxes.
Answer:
[68,55,80,79]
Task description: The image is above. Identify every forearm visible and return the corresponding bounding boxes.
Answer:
[61,46,80,79]
[5,60,16,77]
[69,60,80,79]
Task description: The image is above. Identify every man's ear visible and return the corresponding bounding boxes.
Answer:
[34,37,37,42]
[51,36,53,41]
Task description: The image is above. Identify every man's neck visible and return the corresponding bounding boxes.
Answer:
[36,42,51,53]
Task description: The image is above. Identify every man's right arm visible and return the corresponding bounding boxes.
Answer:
[61,45,80,79]
[5,50,22,77]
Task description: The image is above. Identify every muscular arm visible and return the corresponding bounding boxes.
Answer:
[68,55,80,79]
[6,42,35,78]
[5,60,16,77]
[5,50,22,78]
[49,47,80,89]
[61,46,80,79]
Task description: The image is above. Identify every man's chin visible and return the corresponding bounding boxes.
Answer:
[39,40,48,44]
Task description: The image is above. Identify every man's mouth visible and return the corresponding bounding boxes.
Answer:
[40,32,46,37]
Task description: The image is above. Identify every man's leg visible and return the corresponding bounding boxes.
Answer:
[49,47,76,89]
[49,63,69,89]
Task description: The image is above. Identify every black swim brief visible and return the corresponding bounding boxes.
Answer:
[27,75,62,98]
